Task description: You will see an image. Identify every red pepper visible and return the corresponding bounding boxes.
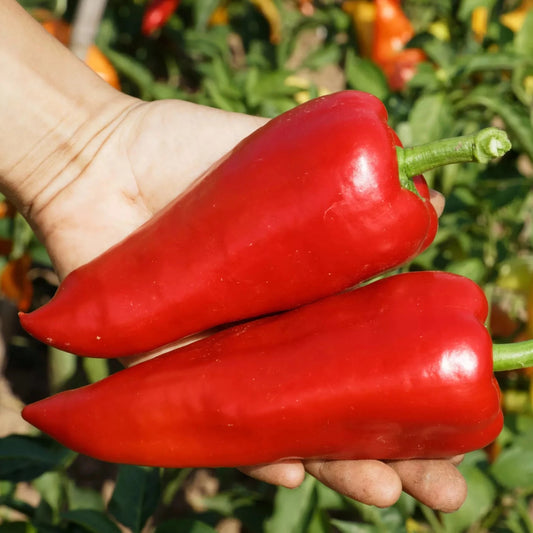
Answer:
[19,92,510,358]
[141,0,180,36]
[23,271,521,467]
[371,0,427,91]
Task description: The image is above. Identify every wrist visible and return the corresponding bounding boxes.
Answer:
[0,0,136,217]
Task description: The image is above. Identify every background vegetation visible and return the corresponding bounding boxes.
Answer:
[2,0,533,531]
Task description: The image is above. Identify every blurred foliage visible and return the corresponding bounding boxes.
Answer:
[2,0,533,531]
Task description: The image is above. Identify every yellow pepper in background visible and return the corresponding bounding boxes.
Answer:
[471,6,489,42]
[250,0,282,43]
[500,0,533,32]
[342,0,376,57]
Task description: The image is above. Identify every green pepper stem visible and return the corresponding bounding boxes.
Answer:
[396,127,512,187]
[493,340,533,372]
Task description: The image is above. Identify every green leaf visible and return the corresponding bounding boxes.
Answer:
[0,435,74,482]
[155,519,216,533]
[108,465,161,533]
[461,52,527,75]
[457,94,533,160]
[193,0,222,30]
[445,257,487,284]
[48,347,77,394]
[302,43,342,70]
[0,523,36,533]
[329,519,378,533]
[408,92,454,147]
[314,480,345,510]
[514,10,533,58]
[345,500,406,532]
[408,62,442,92]
[419,35,456,69]
[245,69,297,108]
[491,441,533,489]
[264,475,317,533]
[61,510,122,533]
[33,471,65,517]
[82,357,110,384]
[307,508,332,533]
[66,480,105,512]
[345,50,388,101]
[103,49,155,100]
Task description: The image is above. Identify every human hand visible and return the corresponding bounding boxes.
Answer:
[8,92,465,512]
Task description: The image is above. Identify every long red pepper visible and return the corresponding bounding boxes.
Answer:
[19,92,511,358]
[22,271,517,467]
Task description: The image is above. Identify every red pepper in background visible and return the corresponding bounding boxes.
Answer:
[22,272,511,467]
[19,91,511,358]
[371,0,427,91]
[141,0,180,36]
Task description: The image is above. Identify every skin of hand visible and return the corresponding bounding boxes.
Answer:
[0,0,466,512]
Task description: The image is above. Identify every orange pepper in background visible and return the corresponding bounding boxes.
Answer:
[209,4,230,26]
[1,254,33,312]
[298,0,315,16]
[371,0,426,91]
[0,201,16,220]
[34,9,121,90]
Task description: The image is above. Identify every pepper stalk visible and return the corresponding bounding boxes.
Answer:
[397,127,512,190]
[493,341,533,372]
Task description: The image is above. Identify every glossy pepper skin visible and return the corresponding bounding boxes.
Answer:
[20,91,438,358]
[22,272,503,468]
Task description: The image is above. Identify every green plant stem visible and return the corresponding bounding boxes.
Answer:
[493,340,533,372]
[396,127,512,186]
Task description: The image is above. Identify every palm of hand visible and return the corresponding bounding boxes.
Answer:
[27,96,466,512]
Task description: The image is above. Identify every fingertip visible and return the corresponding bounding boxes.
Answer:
[389,459,468,513]
[429,189,445,217]
[276,463,307,489]
[304,459,402,508]
[449,454,465,466]
[373,472,403,508]
[434,472,468,514]
[239,460,306,489]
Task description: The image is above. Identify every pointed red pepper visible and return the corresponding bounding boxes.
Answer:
[22,271,517,467]
[19,91,511,358]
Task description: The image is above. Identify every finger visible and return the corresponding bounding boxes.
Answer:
[388,459,467,513]
[239,460,306,489]
[449,454,465,466]
[429,189,445,217]
[304,459,402,508]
